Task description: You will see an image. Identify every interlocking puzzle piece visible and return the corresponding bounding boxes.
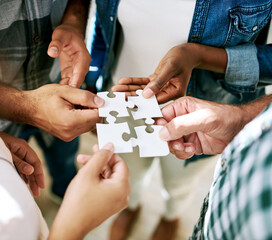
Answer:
[130,125,169,158]
[97,91,134,118]
[127,90,162,124]
[96,120,133,153]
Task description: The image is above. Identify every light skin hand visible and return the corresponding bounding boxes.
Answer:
[49,143,130,240]
[156,97,247,160]
[112,43,227,103]
[0,132,45,196]
[47,24,91,88]
[26,84,104,141]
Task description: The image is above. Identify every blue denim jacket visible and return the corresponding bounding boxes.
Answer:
[87,0,272,104]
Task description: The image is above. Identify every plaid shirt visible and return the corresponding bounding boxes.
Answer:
[191,103,272,240]
[0,0,67,133]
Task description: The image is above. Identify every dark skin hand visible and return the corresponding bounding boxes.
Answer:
[112,43,227,104]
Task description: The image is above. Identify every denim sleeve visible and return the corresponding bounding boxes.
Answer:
[224,43,259,92]
[90,17,106,69]
[85,16,106,88]
[256,44,272,84]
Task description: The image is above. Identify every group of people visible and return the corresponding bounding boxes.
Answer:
[0,0,272,240]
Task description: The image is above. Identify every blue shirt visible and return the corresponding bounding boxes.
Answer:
[88,0,272,104]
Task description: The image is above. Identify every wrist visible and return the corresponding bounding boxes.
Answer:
[56,23,85,40]
[187,43,227,73]
[60,0,90,37]
[0,84,35,125]
[185,43,204,68]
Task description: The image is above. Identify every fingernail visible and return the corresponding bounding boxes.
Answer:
[102,143,114,151]
[23,165,34,174]
[48,46,58,55]
[94,96,104,107]
[173,143,182,151]
[185,147,193,153]
[159,127,170,140]
[142,88,154,98]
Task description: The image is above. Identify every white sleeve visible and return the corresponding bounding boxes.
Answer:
[0,138,48,240]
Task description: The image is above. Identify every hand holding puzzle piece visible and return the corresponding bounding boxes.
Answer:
[96,90,169,157]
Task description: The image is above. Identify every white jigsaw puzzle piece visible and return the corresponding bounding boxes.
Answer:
[96,121,133,153]
[131,125,169,158]
[98,91,134,118]
[127,90,162,124]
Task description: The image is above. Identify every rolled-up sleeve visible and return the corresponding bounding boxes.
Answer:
[256,44,272,84]
[224,43,259,92]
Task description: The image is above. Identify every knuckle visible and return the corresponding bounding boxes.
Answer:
[81,91,91,103]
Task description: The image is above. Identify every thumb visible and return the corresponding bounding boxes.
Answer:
[142,62,177,98]
[60,86,104,108]
[159,110,210,141]
[83,143,115,175]
[47,31,70,58]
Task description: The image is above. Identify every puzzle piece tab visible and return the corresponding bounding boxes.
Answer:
[131,125,169,157]
[97,91,134,118]
[128,90,162,124]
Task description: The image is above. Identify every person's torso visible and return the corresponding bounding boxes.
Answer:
[112,0,196,83]
[0,0,68,90]
[94,0,271,103]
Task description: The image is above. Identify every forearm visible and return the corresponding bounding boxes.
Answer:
[187,43,227,74]
[0,83,34,125]
[61,0,90,37]
[49,222,86,240]
[239,94,272,125]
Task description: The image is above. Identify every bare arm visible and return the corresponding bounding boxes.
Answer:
[112,43,227,103]
[157,94,272,159]
[0,83,104,141]
[61,0,90,37]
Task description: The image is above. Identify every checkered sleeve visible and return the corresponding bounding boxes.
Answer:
[191,104,272,240]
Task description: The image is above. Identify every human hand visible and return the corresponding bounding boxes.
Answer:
[48,24,91,88]
[0,132,45,196]
[26,84,104,141]
[49,143,129,240]
[156,97,247,159]
[112,43,227,103]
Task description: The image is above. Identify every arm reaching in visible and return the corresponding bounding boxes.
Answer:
[157,95,272,159]
[0,83,104,141]
[49,143,130,240]
[112,43,227,103]
[47,0,91,88]
[0,132,45,196]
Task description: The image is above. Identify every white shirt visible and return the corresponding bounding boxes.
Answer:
[0,138,49,240]
[112,0,196,83]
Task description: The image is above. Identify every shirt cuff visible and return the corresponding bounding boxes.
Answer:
[225,43,259,91]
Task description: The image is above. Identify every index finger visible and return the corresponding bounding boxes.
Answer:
[10,141,45,189]
[69,48,91,88]
[108,154,129,182]
[143,62,177,98]
[60,86,104,108]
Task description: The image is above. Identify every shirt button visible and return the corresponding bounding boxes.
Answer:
[252,25,258,31]
[33,35,40,44]
[221,158,226,167]
[261,122,270,131]
[110,16,114,21]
